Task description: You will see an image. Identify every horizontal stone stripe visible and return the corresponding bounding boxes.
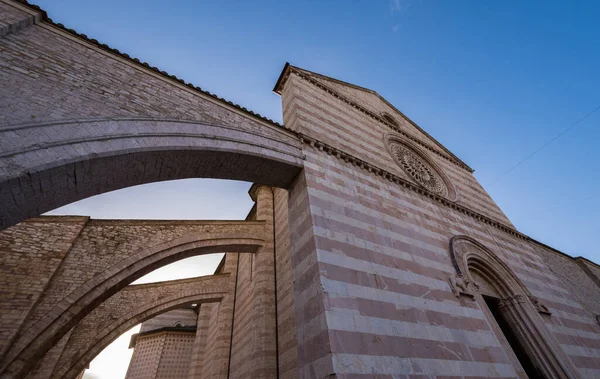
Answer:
[296,304,328,342]
[328,296,490,333]
[303,151,508,227]
[297,329,332,364]
[317,259,477,310]
[329,329,508,363]
[325,311,500,348]
[297,350,334,378]
[308,205,449,262]
[317,249,450,291]
[578,367,600,378]
[555,314,600,332]
[309,190,552,286]
[294,268,324,312]
[294,254,322,294]
[290,225,319,276]
[313,232,455,276]
[304,159,549,270]
[534,298,590,319]
[331,354,518,377]
[309,188,450,249]
[294,107,395,166]
[291,242,321,293]
[548,323,600,341]
[561,343,600,359]
[336,375,517,379]
[548,308,599,328]
[568,354,600,369]
[516,273,570,296]
[322,278,487,320]
[304,154,508,227]
[305,157,500,239]
[554,330,600,350]
[304,153,511,244]
[528,288,585,310]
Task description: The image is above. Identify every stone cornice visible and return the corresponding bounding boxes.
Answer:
[0,0,42,38]
[299,133,526,240]
[279,66,474,173]
[300,133,600,266]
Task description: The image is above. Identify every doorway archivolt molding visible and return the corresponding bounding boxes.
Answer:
[447,235,579,379]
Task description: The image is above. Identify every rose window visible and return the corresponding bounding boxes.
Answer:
[388,141,449,197]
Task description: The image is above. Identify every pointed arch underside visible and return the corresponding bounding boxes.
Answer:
[0,118,303,229]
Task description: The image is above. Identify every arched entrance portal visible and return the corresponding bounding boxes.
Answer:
[448,236,579,379]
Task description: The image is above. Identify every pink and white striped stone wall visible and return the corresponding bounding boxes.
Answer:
[282,68,600,378]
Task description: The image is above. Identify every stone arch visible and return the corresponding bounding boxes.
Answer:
[51,275,230,379]
[0,117,303,229]
[449,235,580,379]
[2,230,262,378]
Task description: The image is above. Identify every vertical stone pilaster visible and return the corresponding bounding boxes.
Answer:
[189,303,213,378]
[189,255,237,379]
[251,185,278,378]
[211,254,237,379]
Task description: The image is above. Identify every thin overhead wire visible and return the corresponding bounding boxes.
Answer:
[490,103,600,186]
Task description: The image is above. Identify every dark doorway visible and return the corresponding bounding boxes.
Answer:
[483,295,543,379]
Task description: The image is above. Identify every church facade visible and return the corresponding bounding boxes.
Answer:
[1,0,600,378]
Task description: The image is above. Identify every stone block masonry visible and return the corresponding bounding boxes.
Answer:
[1,0,600,377]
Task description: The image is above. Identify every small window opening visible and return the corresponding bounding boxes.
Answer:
[382,113,399,127]
[483,295,543,379]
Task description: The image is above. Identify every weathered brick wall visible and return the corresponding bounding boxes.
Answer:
[125,333,164,379]
[577,258,600,289]
[155,332,196,378]
[139,308,198,333]
[229,250,255,378]
[0,1,30,25]
[282,71,600,378]
[0,216,87,360]
[25,328,74,379]
[0,218,263,378]
[201,302,222,378]
[538,248,600,319]
[189,303,214,378]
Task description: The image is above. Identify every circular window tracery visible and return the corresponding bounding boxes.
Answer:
[386,135,454,199]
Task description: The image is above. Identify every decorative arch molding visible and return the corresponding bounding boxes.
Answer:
[1,233,262,378]
[384,133,457,201]
[448,235,580,379]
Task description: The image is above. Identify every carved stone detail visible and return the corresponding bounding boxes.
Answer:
[498,294,526,309]
[448,274,476,299]
[448,236,580,379]
[529,296,552,315]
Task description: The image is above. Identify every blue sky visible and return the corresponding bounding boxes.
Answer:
[36,1,599,259]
